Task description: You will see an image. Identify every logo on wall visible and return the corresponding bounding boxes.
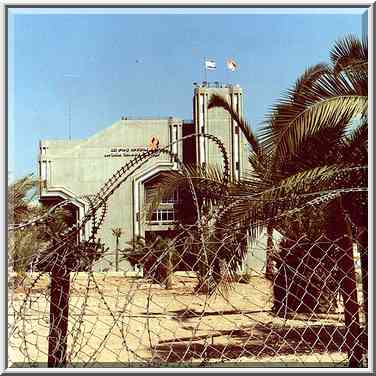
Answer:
[148,136,159,151]
[104,137,160,158]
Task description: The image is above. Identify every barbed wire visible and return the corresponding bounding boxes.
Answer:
[8,134,367,368]
[9,222,368,367]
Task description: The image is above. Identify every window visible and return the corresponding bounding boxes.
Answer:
[161,190,178,204]
[145,183,178,224]
[150,209,175,223]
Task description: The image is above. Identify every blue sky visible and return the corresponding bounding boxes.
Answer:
[8,7,366,181]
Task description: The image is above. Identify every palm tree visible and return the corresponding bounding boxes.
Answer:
[149,35,367,365]
[112,227,122,272]
[8,175,74,278]
[122,234,175,288]
[8,175,38,223]
[207,34,367,366]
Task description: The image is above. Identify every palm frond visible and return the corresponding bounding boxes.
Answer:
[277,118,351,175]
[214,163,367,244]
[143,165,222,222]
[8,174,38,222]
[330,34,368,75]
[208,94,260,155]
[260,51,367,164]
[261,94,367,166]
[112,228,122,237]
[292,63,331,103]
[345,119,368,149]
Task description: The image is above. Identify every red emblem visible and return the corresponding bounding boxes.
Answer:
[148,136,159,151]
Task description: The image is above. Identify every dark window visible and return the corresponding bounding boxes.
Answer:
[161,190,178,204]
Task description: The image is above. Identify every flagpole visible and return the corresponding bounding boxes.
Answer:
[204,56,207,83]
[226,59,230,85]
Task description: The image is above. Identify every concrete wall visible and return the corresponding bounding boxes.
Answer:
[193,84,248,181]
[242,229,283,276]
[40,118,181,271]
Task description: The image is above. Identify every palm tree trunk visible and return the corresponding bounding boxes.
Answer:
[327,200,364,367]
[265,224,274,280]
[115,236,119,272]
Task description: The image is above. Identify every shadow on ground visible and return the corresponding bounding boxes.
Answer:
[150,322,368,364]
[143,308,273,322]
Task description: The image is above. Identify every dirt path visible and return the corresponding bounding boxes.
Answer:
[9,273,349,367]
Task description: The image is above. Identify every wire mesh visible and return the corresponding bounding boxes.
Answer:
[7,132,368,368]
[8,225,368,368]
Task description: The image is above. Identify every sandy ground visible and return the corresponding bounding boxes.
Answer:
[8,272,355,368]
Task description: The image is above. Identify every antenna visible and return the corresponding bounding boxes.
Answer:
[63,74,80,140]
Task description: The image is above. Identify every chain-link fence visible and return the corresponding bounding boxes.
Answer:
[8,224,368,368]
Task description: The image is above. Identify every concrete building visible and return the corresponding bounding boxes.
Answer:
[39,82,259,272]
[193,82,248,179]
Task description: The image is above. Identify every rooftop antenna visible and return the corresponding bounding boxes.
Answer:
[63,74,80,140]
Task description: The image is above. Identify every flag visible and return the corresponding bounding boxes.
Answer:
[226,58,238,72]
[205,59,216,70]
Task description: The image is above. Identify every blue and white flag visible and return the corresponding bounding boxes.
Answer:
[205,59,216,70]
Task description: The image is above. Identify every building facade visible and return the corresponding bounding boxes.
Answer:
[39,82,256,272]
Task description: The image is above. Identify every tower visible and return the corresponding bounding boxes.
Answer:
[193,82,246,180]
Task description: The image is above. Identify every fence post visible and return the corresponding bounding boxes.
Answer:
[357,226,368,324]
[48,267,70,367]
[337,243,363,366]
[165,248,173,289]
